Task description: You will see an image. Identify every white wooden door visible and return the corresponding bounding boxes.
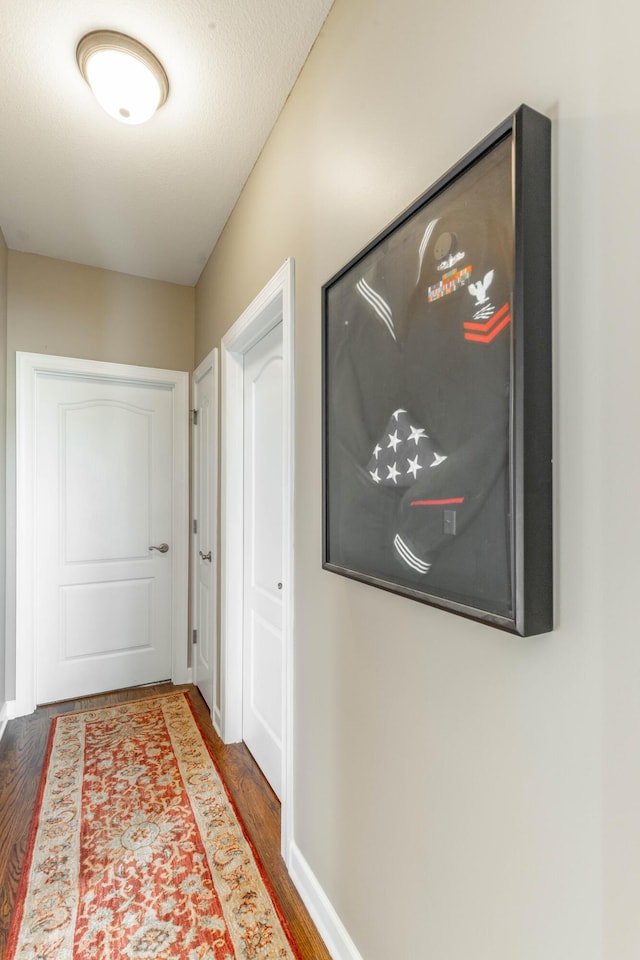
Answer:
[35,372,177,704]
[192,350,218,714]
[243,322,284,798]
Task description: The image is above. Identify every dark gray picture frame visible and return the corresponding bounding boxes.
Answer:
[322,105,552,636]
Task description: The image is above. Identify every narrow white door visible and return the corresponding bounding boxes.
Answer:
[192,351,218,714]
[35,372,177,704]
[243,322,284,798]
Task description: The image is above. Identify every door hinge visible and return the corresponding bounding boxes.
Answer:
[193,518,198,535]
[191,408,198,425]
[192,629,198,645]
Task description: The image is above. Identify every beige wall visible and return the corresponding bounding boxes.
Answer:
[5,252,195,699]
[0,230,7,714]
[598,7,640,955]
[196,0,638,957]
[8,252,194,370]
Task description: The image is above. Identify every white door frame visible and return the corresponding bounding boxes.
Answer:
[221,259,295,864]
[13,352,190,718]
[191,347,220,731]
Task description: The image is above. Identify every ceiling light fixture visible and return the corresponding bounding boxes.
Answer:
[76,30,169,125]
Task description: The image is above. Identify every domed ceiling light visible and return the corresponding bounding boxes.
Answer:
[76,30,169,125]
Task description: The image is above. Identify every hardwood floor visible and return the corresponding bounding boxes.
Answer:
[0,683,331,960]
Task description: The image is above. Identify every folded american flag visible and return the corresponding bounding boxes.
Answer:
[366,409,446,488]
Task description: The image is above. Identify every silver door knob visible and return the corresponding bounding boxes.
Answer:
[199,550,212,562]
[149,543,169,553]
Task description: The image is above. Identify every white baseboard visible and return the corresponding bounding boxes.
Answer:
[6,699,25,720]
[213,705,222,738]
[288,842,363,960]
[0,702,9,743]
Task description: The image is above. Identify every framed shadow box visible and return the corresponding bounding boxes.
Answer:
[322,104,552,636]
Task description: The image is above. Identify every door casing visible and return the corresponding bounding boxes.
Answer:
[220,258,295,864]
[13,352,189,718]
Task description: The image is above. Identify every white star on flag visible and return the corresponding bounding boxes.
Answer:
[408,425,427,445]
[386,462,401,484]
[366,409,445,488]
[407,455,422,479]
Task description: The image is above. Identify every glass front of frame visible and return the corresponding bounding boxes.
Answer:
[323,135,517,625]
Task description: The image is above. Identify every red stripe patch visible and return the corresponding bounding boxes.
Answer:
[410,497,465,506]
[463,301,511,343]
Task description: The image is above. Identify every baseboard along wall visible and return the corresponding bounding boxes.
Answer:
[0,702,8,744]
[289,842,364,960]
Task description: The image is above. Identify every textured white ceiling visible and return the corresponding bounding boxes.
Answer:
[0,0,333,285]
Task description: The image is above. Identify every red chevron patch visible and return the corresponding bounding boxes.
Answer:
[463,301,511,343]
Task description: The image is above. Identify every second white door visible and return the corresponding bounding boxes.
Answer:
[242,322,284,798]
[192,350,218,715]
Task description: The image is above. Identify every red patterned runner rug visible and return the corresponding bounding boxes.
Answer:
[7,693,301,960]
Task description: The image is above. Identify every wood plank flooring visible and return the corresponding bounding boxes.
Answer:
[0,683,331,960]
